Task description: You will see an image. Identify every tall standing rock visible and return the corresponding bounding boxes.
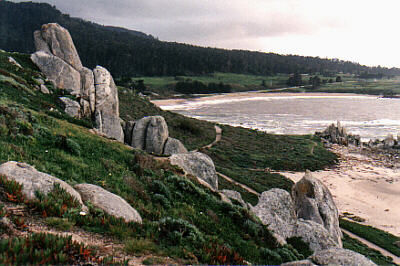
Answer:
[93,66,124,142]
[31,23,124,142]
[145,116,169,154]
[34,23,83,71]
[292,171,342,247]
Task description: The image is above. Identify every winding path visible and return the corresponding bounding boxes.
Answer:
[202,125,399,263]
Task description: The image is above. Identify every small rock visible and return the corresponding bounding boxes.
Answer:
[281,260,316,266]
[8,56,22,68]
[40,84,50,94]
[59,97,81,118]
[170,152,218,190]
[163,137,187,155]
[221,189,246,207]
[145,116,169,154]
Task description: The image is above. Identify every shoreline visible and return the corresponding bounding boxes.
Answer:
[151,91,378,108]
[279,144,400,237]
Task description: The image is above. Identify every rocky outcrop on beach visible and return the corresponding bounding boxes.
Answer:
[252,171,342,252]
[31,23,123,141]
[316,121,360,146]
[74,184,142,223]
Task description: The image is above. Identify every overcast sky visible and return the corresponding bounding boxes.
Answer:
[11,0,400,67]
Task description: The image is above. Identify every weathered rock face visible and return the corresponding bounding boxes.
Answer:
[170,152,218,190]
[93,66,124,142]
[74,183,142,223]
[292,171,342,247]
[32,23,124,142]
[221,189,246,207]
[295,219,338,252]
[251,189,297,240]
[0,161,86,210]
[309,247,376,266]
[31,51,81,95]
[145,116,169,154]
[124,116,187,155]
[34,23,83,71]
[80,67,96,114]
[129,117,152,149]
[59,97,81,118]
[163,137,188,155]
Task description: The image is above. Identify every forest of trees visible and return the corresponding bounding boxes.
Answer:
[1,1,400,79]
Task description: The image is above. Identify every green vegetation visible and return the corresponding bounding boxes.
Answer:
[340,219,400,257]
[0,233,95,264]
[276,77,400,96]
[0,49,313,264]
[202,125,337,194]
[2,1,399,78]
[342,233,396,265]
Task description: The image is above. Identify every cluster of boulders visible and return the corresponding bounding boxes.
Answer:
[316,121,361,146]
[124,115,187,155]
[31,23,124,142]
[252,171,376,265]
[317,121,400,150]
[0,161,142,224]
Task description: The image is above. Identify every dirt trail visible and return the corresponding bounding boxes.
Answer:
[193,125,222,151]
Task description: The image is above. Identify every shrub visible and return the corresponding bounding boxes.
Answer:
[202,241,245,265]
[259,248,282,265]
[157,217,204,246]
[151,180,172,199]
[0,233,93,264]
[0,174,25,203]
[124,238,157,255]
[30,183,81,218]
[44,217,75,231]
[287,237,313,258]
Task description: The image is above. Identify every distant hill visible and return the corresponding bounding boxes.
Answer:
[1,1,399,78]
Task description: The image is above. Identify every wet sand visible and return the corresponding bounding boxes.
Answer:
[279,145,400,237]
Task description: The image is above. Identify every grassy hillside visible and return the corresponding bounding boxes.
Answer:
[0,50,315,264]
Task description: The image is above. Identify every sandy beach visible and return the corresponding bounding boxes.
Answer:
[153,92,400,237]
[279,144,400,237]
[151,92,376,108]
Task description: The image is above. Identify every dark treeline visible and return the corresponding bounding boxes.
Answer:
[1,1,400,78]
[175,81,232,94]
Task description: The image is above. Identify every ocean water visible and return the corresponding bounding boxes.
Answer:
[156,94,400,141]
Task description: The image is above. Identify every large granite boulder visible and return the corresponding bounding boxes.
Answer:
[59,97,81,118]
[170,152,218,190]
[34,23,83,71]
[295,219,338,252]
[31,51,81,95]
[251,189,297,240]
[74,183,142,223]
[93,66,124,142]
[145,116,169,154]
[292,171,342,247]
[163,137,188,155]
[0,161,86,211]
[309,247,376,266]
